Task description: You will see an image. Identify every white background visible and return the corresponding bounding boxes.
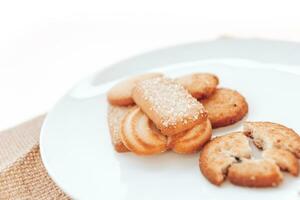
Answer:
[1,0,300,130]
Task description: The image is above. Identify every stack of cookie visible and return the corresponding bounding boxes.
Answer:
[106,72,300,188]
[107,72,247,154]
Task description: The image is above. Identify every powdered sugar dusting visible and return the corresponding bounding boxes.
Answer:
[135,77,206,127]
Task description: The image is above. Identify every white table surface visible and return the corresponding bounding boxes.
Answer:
[1,0,300,130]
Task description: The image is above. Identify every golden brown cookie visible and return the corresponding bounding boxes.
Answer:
[167,119,212,154]
[262,149,299,176]
[244,122,300,158]
[120,107,167,155]
[107,73,163,106]
[244,121,300,176]
[200,122,300,187]
[201,88,248,128]
[199,132,252,185]
[107,105,134,152]
[132,77,207,136]
[176,73,219,99]
[228,159,282,187]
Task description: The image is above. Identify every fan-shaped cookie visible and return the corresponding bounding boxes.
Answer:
[176,73,219,99]
[107,105,134,152]
[201,88,248,128]
[107,73,163,106]
[167,119,212,154]
[120,107,167,155]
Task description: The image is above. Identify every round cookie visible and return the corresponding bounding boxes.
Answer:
[107,73,163,106]
[120,107,167,155]
[176,73,219,99]
[199,132,252,186]
[199,132,283,187]
[201,88,248,128]
[167,119,212,154]
[199,122,300,187]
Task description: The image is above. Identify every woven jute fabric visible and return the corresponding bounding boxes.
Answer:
[0,115,70,200]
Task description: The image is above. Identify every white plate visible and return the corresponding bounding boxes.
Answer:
[40,39,300,200]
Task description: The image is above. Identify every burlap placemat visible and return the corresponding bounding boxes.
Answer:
[0,115,70,200]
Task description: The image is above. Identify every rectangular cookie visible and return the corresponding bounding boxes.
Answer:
[132,77,207,136]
